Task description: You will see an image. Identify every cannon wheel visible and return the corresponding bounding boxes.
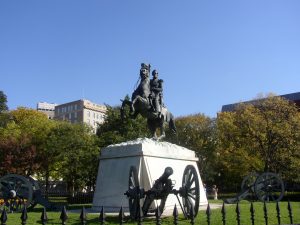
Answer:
[254,172,284,202]
[181,165,200,218]
[0,174,34,211]
[128,166,140,219]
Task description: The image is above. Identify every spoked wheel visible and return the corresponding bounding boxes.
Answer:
[0,174,33,212]
[127,166,140,220]
[180,165,200,218]
[254,172,285,202]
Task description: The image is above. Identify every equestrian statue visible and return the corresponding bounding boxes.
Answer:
[120,63,176,140]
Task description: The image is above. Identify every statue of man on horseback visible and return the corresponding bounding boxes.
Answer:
[121,63,176,140]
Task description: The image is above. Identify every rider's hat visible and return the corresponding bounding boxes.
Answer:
[141,63,150,71]
[152,69,158,76]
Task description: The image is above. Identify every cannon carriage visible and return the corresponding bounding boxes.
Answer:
[124,165,200,220]
[225,172,285,204]
[0,174,61,212]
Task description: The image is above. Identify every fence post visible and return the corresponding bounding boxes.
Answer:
[173,204,178,225]
[20,206,28,225]
[236,202,241,225]
[263,201,268,225]
[155,206,161,225]
[190,206,195,225]
[250,202,255,225]
[41,207,48,225]
[287,200,293,224]
[80,207,87,225]
[206,203,211,225]
[119,206,124,225]
[60,206,68,225]
[276,201,281,225]
[137,206,143,225]
[221,201,226,225]
[99,206,105,225]
[0,208,7,225]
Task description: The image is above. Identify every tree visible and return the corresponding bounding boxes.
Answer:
[0,91,8,112]
[165,114,219,185]
[96,103,149,148]
[217,94,300,185]
[0,91,9,127]
[0,108,54,176]
[46,122,100,193]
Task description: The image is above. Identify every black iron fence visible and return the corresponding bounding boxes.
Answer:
[0,201,297,225]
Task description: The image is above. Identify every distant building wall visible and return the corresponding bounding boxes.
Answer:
[37,102,57,119]
[221,92,300,112]
[54,99,107,133]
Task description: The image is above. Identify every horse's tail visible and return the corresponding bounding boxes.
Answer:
[168,113,177,133]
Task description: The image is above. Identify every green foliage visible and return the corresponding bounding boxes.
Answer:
[0,108,54,176]
[0,107,99,192]
[96,104,149,148]
[166,114,219,185]
[45,122,100,192]
[0,91,9,127]
[0,90,8,112]
[217,94,300,186]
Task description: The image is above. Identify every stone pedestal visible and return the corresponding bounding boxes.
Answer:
[92,138,208,214]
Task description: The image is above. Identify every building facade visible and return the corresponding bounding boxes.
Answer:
[222,91,300,112]
[37,102,57,119]
[54,99,107,132]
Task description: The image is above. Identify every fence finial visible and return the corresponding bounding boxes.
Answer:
[287,200,293,224]
[137,205,143,225]
[99,206,105,225]
[250,202,255,225]
[20,206,28,225]
[276,201,281,225]
[236,202,241,225]
[0,208,7,225]
[263,201,268,225]
[80,206,87,225]
[155,206,161,225]
[118,206,124,225]
[41,207,48,225]
[190,206,195,225]
[206,203,211,225]
[60,206,68,225]
[173,204,178,225]
[221,201,226,225]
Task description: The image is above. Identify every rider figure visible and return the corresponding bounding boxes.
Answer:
[150,69,164,117]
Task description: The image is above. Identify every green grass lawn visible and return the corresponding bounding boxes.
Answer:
[1,201,299,224]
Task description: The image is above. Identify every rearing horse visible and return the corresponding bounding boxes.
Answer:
[120,65,176,140]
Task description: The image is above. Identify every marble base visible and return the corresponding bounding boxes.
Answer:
[92,138,208,215]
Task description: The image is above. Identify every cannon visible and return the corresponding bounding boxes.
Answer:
[0,174,61,212]
[124,165,200,220]
[225,172,285,204]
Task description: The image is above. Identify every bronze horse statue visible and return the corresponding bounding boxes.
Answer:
[120,64,176,140]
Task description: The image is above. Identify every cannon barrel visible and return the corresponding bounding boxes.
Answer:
[157,167,173,183]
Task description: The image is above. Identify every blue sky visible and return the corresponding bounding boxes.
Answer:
[1,1,299,118]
